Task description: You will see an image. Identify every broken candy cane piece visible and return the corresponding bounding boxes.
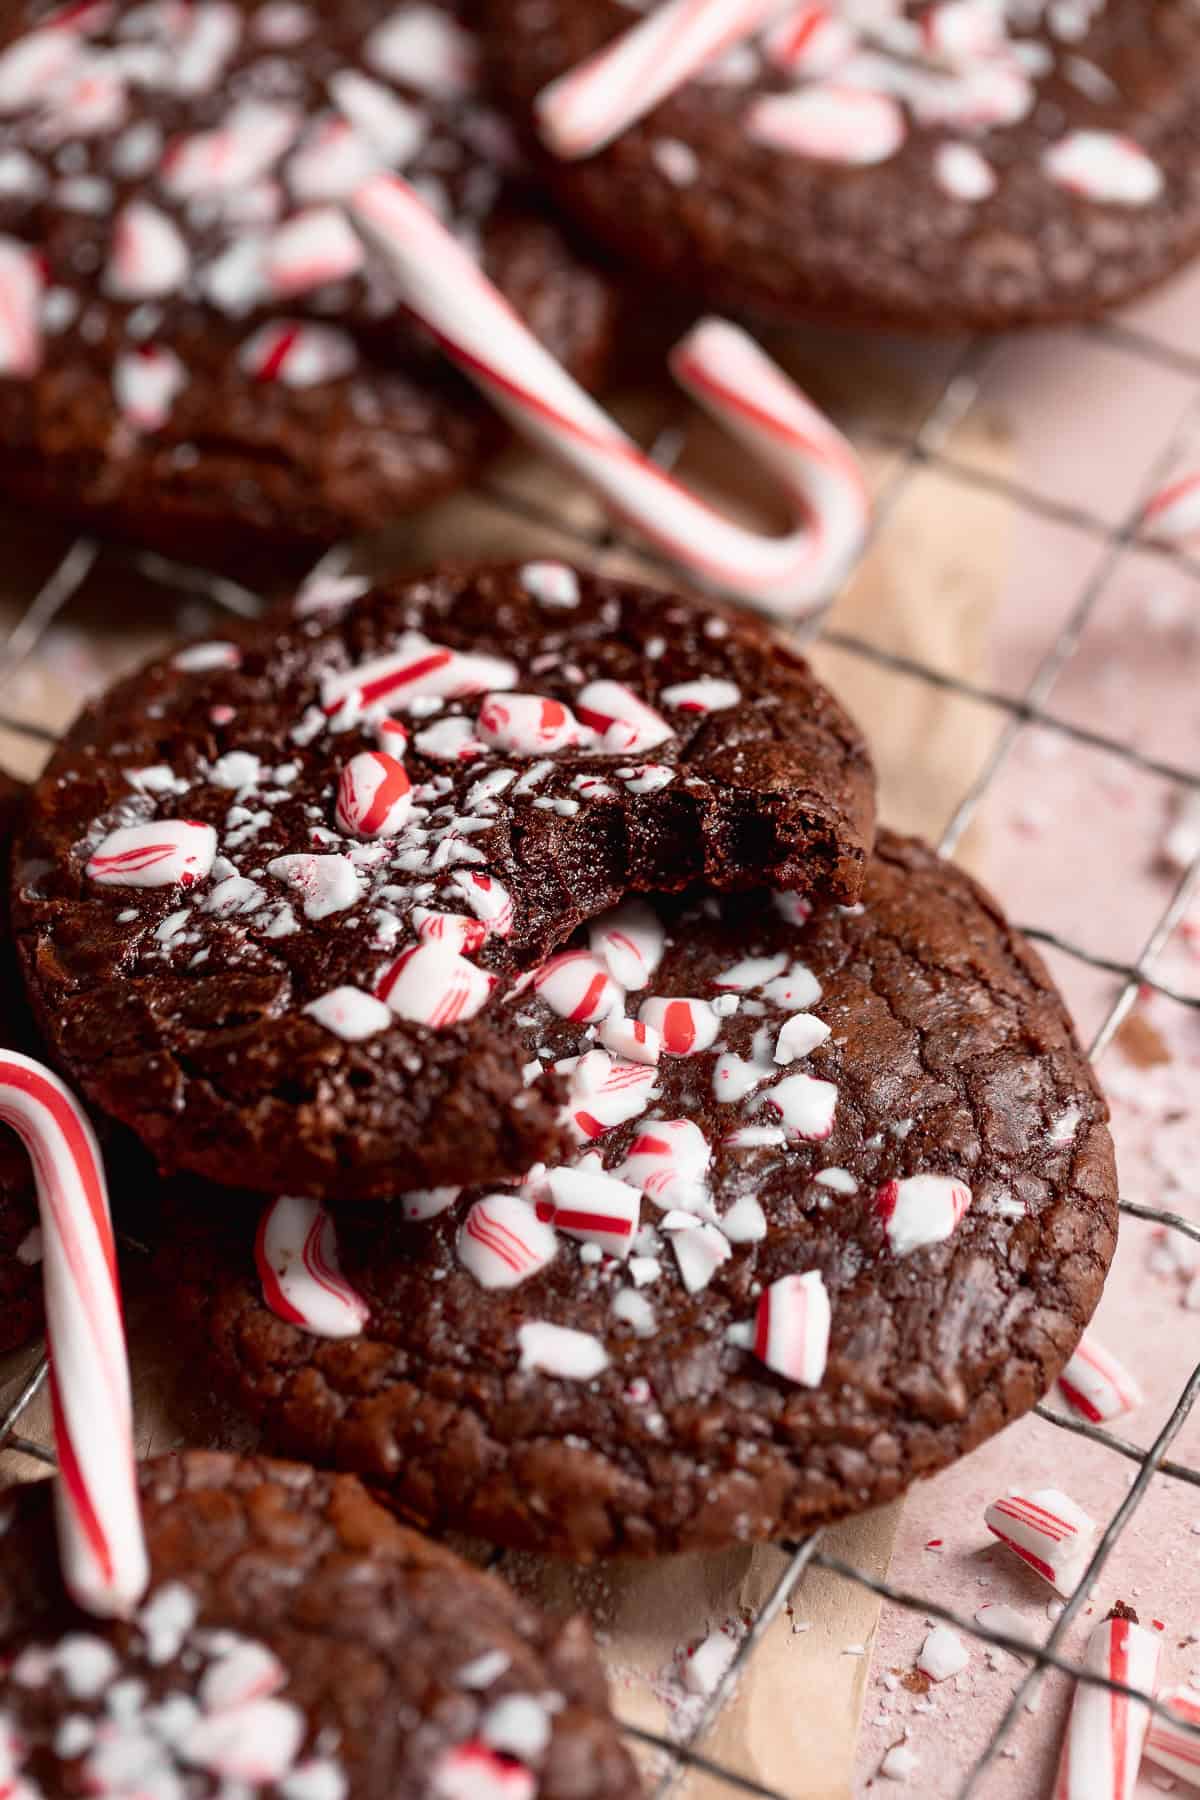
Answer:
[916,1625,969,1682]
[1056,1334,1143,1425]
[619,1118,711,1209]
[304,986,391,1042]
[598,1011,662,1065]
[334,750,412,838]
[320,633,517,725]
[543,1165,641,1257]
[1053,1604,1159,1800]
[565,1049,658,1141]
[449,870,514,938]
[349,175,868,620]
[432,1741,536,1800]
[638,996,720,1056]
[758,1071,837,1140]
[266,852,361,920]
[412,906,489,955]
[984,1487,1098,1596]
[874,1173,972,1256]
[87,820,216,889]
[376,940,496,1027]
[1043,130,1163,206]
[748,84,906,165]
[255,1194,369,1339]
[753,1270,831,1385]
[574,680,673,754]
[533,949,622,1023]
[774,1012,830,1063]
[588,898,666,990]
[1145,1685,1200,1788]
[517,1320,609,1380]
[668,1216,731,1292]
[476,692,584,754]
[459,1194,557,1289]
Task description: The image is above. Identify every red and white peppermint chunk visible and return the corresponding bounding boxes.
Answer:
[762,961,821,1008]
[87,819,216,888]
[182,1697,305,1783]
[589,898,665,990]
[599,1011,661,1065]
[748,85,905,166]
[287,115,378,203]
[106,201,189,299]
[198,1639,286,1713]
[565,1048,658,1140]
[575,680,673,754]
[432,1741,535,1800]
[713,952,788,992]
[669,1217,731,1293]
[774,1012,830,1063]
[240,320,358,387]
[921,0,1002,64]
[913,60,1032,131]
[753,1270,831,1386]
[619,1118,711,1207]
[413,716,487,762]
[0,236,41,377]
[874,1173,971,1256]
[321,634,517,726]
[659,677,740,713]
[477,692,582,755]
[335,750,412,839]
[763,3,855,78]
[412,905,488,955]
[517,1320,609,1380]
[265,206,364,296]
[772,889,813,928]
[1056,1334,1143,1425]
[759,1072,837,1140]
[984,1487,1097,1596]
[267,852,361,920]
[304,985,391,1042]
[162,99,299,198]
[1143,1686,1200,1789]
[400,1184,460,1221]
[254,1194,370,1340]
[449,871,514,938]
[519,560,579,608]
[533,949,621,1023]
[934,140,997,201]
[459,1193,557,1289]
[329,68,427,164]
[0,26,78,114]
[377,940,496,1027]
[172,641,242,673]
[638,996,720,1056]
[366,3,477,96]
[113,345,185,433]
[1043,130,1163,206]
[543,1165,641,1257]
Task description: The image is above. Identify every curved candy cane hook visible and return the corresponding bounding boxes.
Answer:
[0,1050,148,1617]
[535,0,780,160]
[349,175,868,620]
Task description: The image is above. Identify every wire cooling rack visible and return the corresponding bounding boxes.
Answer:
[1,301,1200,1799]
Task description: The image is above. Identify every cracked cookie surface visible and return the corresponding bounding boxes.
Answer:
[0,1450,639,1797]
[12,562,874,1202]
[161,833,1118,1557]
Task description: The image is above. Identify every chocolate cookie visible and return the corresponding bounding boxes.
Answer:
[0,772,41,1356]
[484,0,1200,329]
[0,0,616,555]
[12,563,875,1202]
[0,1450,640,1797]
[162,832,1118,1557]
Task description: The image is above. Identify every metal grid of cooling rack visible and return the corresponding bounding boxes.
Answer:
[1,311,1200,1799]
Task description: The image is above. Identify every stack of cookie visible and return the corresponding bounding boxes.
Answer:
[3,561,1117,1669]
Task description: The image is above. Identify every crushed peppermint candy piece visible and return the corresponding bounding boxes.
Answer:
[984,1487,1098,1596]
[266,853,361,920]
[112,344,185,433]
[1056,1334,1143,1424]
[304,986,391,1042]
[638,996,720,1056]
[321,636,517,727]
[875,1174,971,1256]
[748,84,906,165]
[459,1193,557,1289]
[450,871,514,938]
[1043,130,1163,205]
[256,1194,369,1340]
[758,1072,837,1140]
[477,692,584,754]
[334,750,412,838]
[575,680,672,754]
[533,949,622,1023]
[518,1320,609,1380]
[660,677,740,712]
[520,561,580,608]
[87,820,216,889]
[589,898,665,989]
[774,1013,830,1063]
[376,940,496,1027]
[240,320,358,386]
[432,1741,535,1800]
[619,1119,711,1209]
[669,1217,731,1292]
[751,1270,831,1386]
[598,1011,661,1065]
[543,1165,641,1256]
[916,1626,969,1682]
[0,236,41,376]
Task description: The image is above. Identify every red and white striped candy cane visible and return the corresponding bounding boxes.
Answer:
[1056,1333,1142,1425]
[1053,1605,1159,1800]
[534,0,781,159]
[350,175,868,619]
[0,1051,147,1617]
[1145,1686,1200,1787]
[984,1487,1097,1596]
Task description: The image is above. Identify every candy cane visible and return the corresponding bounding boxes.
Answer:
[1053,1605,1159,1800]
[0,1051,147,1617]
[349,175,868,619]
[1145,1686,1200,1786]
[534,0,781,159]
